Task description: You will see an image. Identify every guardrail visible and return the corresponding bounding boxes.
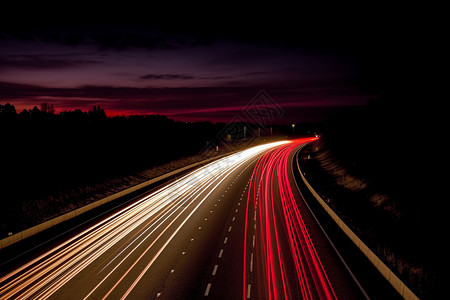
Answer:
[0,153,231,250]
[296,150,419,300]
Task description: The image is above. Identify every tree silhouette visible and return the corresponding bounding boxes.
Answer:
[40,103,54,114]
[0,103,16,121]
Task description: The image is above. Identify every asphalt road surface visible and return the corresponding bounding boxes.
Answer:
[0,139,385,299]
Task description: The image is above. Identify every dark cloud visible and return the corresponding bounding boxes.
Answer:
[202,76,233,80]
[0,55,101,70]
[0,24,213,51]
[140,74,194,80]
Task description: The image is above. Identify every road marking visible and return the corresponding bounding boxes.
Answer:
[252,235,255,247]
[247,284,251,298]
[228,226,232,232]
[235,209,238,213]
[204,283,212,296]
[212,264,218,275]
[157,292,161,297]
[106,153,270,300]
[224,237,228,244]
[218,249,223,258]
[182,251,185,255]
[250,252,253,272]
[232,217,235,222]
[171,269,174,273]
[199,227,202,230]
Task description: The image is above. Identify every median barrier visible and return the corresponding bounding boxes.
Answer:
[296,151,419,300]
[0,152,232,250]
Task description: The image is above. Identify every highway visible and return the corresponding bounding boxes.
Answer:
[0,139,367,299]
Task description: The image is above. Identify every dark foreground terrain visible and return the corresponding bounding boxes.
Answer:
[299,97,444,299]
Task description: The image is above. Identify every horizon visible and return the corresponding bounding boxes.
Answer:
[1,101,330,127]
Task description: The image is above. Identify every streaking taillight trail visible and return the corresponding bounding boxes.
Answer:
[243,137,337,300]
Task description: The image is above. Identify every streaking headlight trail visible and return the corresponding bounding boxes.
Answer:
[0,141,287,300]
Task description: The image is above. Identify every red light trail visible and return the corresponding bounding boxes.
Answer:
[243,137,337,300]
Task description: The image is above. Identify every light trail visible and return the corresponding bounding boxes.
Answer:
[0,141,287,300]
[243,137,338,300]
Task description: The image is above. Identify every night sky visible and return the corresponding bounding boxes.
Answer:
[0,3,442,124]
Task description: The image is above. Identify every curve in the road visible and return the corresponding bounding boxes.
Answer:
[0,141,287,300]
[243,137,339,300]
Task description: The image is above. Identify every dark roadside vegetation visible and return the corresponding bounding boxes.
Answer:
[0,103,296,240]
[0,103,222,237]
[299,97,443,299]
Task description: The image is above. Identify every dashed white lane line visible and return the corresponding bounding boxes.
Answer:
[212,264,218,276]
[204,283,212,296]
[204,167,254,298]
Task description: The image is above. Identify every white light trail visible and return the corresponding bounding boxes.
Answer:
[0,141,287,299]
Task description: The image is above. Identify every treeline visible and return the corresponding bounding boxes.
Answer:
[1,103,107,123]
[0,103,230,233]
[0,103,228,192]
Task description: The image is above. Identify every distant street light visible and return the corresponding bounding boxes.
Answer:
[292,123,295,134]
